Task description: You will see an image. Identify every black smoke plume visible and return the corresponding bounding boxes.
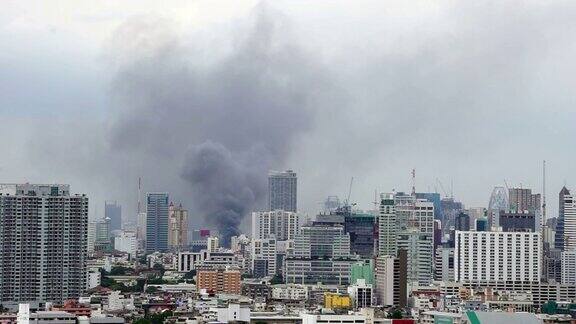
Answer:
[107,6,331,245]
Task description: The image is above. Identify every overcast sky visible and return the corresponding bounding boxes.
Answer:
[2,1,575,231]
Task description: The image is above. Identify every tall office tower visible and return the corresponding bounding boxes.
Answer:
[544,249,562,283]
[104,201,122,232]
[168,203,188,249]
[285,224,358,285]
[454,230,541,283]
[0,184,88,303]
[556,187,571,251]
[488,186,509,228]
[509,187,542,213]
[94,217,111,251]
[378,193,397,256]
[433,220,442,251]
[268,170,297,212]
[434,245,455,282]
[561,191,576,251]
[416,193,442,219]
[251,236,277,278]
[251,210,302,240]
[375,250,407,308]
[499,211,536,232]
[146,193,169,253]
[455,212,470,231]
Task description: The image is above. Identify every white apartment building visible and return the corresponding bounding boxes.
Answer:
[114,231,138,258]
[178,251,209,272]
[251,236,277,277]
[562,193,576,251]
[455,230,541,283]
[434,246,455,282]
[561,250,576,285]
[271,284,309,300]
[251,210,302,240]
[378,193,396,256]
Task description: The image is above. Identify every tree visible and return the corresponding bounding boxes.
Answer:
[388,309,403,319]
[270,274,284,284]
[183,270,196,279]
[146,286,159,294]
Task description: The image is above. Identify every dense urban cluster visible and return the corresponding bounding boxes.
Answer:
[0,168,575,324]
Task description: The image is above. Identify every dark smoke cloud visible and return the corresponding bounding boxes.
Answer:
[106,5,334,244]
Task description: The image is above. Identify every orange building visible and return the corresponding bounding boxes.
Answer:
[197,269,241,294]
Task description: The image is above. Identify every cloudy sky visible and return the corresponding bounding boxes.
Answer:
[2,1,575,233]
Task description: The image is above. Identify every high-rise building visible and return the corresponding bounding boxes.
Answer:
[556,187,570,251]
[455,230,541,283]
[268,170,297,212]
[285,224,357,285]
[0,184,88,303]
[558,188,576,251]
[146,193,169,253]
[94,217,111,251]
[476,217,488,231]
[168,203,188,249]
[251,236,277,278]
[104,201,122,232]
[434,245,455,282]
[561,250,576,285]
[251,210,302,241]
[347,279,374,309]
[378,193,396,257]
[136,212,146,245]
[509,188,541,213]
[350,260,374,285]
[375,250,407,308]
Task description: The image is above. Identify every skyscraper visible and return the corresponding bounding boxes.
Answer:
[0,184,88,303]
[146,192,169,253]
[556,187,570,251]
[561,190,576,251]
[104,201,122,232]
[509,187,541,213]
[168,203,188,249]
[268,170,297,212]
[378,193,397,257]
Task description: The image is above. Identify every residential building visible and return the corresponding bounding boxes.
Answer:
[455,230,541,283]
[509,187,541,213]
[561,250,576,285]
[207,236,219,252]
[251,210,302,241]
[378,193,396,257]
[0,184,88,303]
[197,268,241,294]
[168,203,188,249]
[114,231,137,258]
[104,201,122,232]
[268,170,297,212]
[434,245,454,282]
[251,236,277,278]
[146,193,169,253]
[375,250,407,308]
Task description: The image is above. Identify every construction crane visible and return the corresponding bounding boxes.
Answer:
[436,178,450,198]
[345,177,354,206]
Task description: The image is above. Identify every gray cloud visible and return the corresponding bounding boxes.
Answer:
[3,0,576,229]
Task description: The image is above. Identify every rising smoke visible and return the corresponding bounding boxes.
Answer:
[107,6,332,244]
